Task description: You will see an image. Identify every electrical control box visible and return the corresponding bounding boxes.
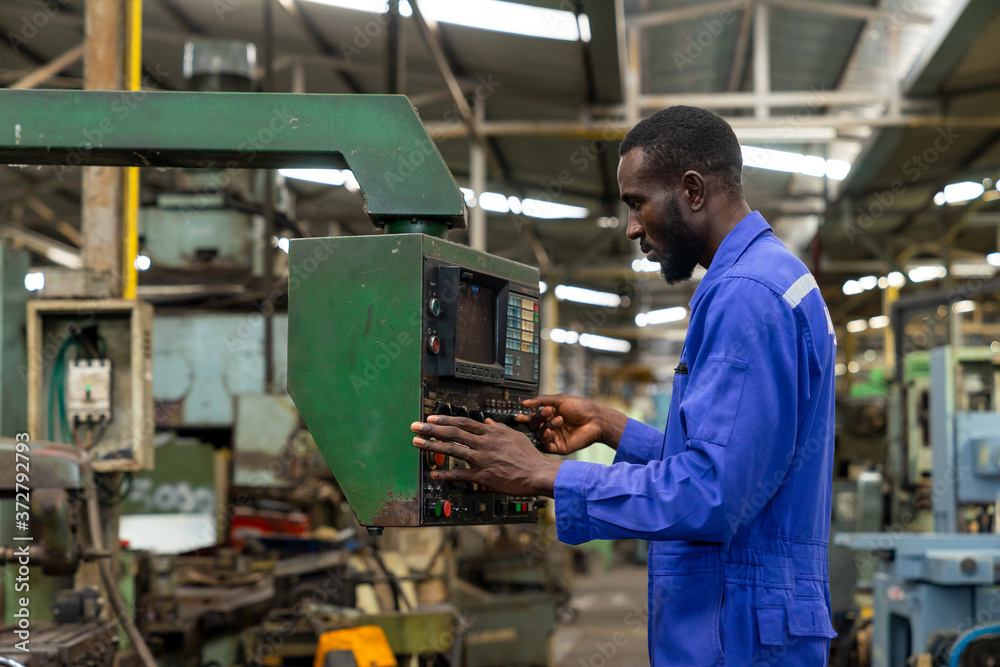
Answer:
[27,299,154,472]
[287,234,543,529]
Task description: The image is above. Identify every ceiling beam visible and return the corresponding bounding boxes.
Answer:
[424,115,1000,140]
[903,0,999,96]
[727,7,752,92]
[629,0,933,30]
[9,44,84,90]
[276,0,365,93]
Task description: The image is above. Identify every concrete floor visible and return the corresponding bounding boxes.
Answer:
[552,562,650,666]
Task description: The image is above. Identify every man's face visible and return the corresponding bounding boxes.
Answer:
[618,148,705,285]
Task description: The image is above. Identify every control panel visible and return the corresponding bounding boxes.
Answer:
[420,256,543,526]
[287,233,544,529]
[418,382,546,525]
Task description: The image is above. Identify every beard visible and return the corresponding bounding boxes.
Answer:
[647,198,705,285]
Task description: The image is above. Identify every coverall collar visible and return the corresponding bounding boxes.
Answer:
[689,210,771,311]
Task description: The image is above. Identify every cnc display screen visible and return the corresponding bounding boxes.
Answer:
[455,283,496,364]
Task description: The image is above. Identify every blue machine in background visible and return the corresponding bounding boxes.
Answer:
[839,346,1000,666]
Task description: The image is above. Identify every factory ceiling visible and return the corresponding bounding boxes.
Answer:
[1,0,999,341]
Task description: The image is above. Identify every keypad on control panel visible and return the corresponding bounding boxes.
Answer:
[505,293,540,381]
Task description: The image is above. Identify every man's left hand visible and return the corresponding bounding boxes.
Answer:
[410,416,562,497]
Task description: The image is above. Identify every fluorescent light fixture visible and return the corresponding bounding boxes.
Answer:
[933,192,947,206]
[908,265,947,283]
[735,127,837,143]
[134,255,151,271]
[306,0,387,10]
[461,189,589,219]
[632,258,660,273]
[842,280,864,296]
[548,328,579,344]
[276,237,290,253]
[846,319,868,334]
[868,315,890,329]
[858,275,878,291]
[554,284,621,307]
[520,198,590,219]
[953,300,976,313]
[579,333,631,353]
[941,181,985,204]
[279,168,348,187]
[306,0,590,41]
[24,272,44,291]
[741,146,851,181]
[952,262,996,278]
[538,280,548,294]
[478,192,510,213]
[635,306,687,327]
[887,271,905,288]
[988,253,1000,267]
[825,160,852,181]
[878,276,888,289]
[848,361,860,373]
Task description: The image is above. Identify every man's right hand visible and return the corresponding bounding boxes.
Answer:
[514,394,629,455]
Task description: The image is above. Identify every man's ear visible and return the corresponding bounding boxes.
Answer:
[682,171,706,211]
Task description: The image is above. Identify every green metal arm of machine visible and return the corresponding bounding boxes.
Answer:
[0,90,465,229]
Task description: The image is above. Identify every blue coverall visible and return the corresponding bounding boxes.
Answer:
[554,212,838,665]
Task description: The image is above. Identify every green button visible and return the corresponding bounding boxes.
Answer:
[515,502,522,512]
[434,502,442,517]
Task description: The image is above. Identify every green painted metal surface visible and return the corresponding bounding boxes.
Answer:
[0,244,28,438]
[122,434,216,515]
[360,610,455,654]
[286,234,536,527]
[0,90,464,228]
[459,594,556,667]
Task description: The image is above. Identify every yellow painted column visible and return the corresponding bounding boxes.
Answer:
[122,0,142,299]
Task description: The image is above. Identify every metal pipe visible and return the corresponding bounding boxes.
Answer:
[469,101,486,252]
[753,3,770,120]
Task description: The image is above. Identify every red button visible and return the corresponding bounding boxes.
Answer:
[534,302,539,311]
[442,501,452,517]
[434,452,446,467]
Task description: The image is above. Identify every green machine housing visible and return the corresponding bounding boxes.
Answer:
[287,234,544,529]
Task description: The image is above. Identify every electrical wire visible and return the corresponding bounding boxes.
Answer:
[43,446,157,667]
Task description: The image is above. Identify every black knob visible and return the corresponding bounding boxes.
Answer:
[453,406,469,419]
[470,410,485,422]
[435,402,452,416]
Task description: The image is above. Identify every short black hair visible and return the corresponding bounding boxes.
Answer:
[619,106,743,198]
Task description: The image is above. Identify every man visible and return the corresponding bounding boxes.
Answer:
[411,106,837,665]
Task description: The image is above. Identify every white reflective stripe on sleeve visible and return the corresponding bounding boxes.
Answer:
[781,273,819,309]
[824,305,836,337]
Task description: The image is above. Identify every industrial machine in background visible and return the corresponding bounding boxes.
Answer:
[838,344,1000,667]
